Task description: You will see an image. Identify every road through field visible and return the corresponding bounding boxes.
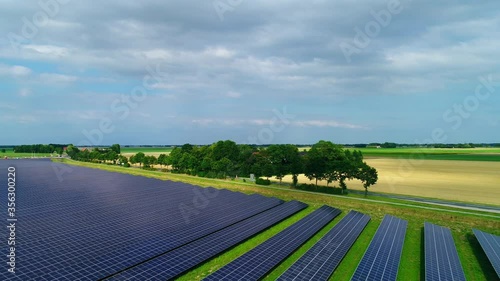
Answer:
[282,159,500,206]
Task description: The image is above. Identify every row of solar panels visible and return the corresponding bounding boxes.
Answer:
[104,201,500,281]
[425,223,500,281]
[104,203,395,281]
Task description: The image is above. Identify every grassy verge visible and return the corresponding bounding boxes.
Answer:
[53,159,500,281]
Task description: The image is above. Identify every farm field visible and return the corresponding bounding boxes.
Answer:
[116,146,500,205]
[0,148,52,158]
[52,158,500,281]
[351,147,500,162]
[120,146,173,157]
[281,158,500,206]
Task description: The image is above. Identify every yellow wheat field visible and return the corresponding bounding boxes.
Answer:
[281,159,500,206]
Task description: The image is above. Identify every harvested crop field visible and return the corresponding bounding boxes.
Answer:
[282,159,500,206]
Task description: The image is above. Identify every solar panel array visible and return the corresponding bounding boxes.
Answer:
[424,222,466,281]
[351,214,408,281]
[204,205,341,281]
[106,200,307,280]
[278,210,371,281]
[0,160,285,280]
[473,229,500,278]
[3,160,499,280]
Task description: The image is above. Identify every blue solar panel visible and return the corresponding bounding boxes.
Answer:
[473,228,500,278]
[204,205,341,281]
[278,210,371,281]
[0,160,284,280]
[351,214,407,281]
[424,222,466,281]
[105,200,308,280]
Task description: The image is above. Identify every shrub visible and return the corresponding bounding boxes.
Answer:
[295,184,346,195]
[256,178,271,186]
[205,171,217,179]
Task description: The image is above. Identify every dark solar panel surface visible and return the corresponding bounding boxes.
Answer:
[278,210,370,281]
[105,200,308,280]
[204,205,341,281]
[424,222,466,281]
[0,160,283,280]
[473,228,500,278]
[351,214,407,281]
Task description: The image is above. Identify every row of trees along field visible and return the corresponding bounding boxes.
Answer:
[66,144,123,163]
[66,140,378,194]
[13,144,68,155]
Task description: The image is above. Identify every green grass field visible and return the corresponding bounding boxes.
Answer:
[53,159,500,281]
[121,146,500,161]
[0,148,52,158]
[349,147,500,162]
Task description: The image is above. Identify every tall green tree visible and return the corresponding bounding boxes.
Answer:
[110,144,121,154]
[359,163,378,195]
[305,141,343,186]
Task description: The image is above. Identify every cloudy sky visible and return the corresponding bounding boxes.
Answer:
[1,0,499,145]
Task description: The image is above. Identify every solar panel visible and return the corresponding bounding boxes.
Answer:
[204,205,341,281]
[473,228,500,278]
[278,210,371,281]
[351,214,408,281]
[0,160,285,280]
[424,222,466,281]
[104,200,308,280]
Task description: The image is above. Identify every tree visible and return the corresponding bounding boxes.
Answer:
[131,152,145,168]
[54,147,63,156]
[157,154,168,168]
[110,144,121,154]
[143,155,157,168]
[66,145,80,159]
[267,144,302,184]
[169,148,183,171]
[304,141,343,186]
[106,151,118,164]
[118,155,129,166]
[359,163,378,195]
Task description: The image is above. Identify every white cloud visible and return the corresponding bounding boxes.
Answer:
[22,45,70,57]
[293,120,366,129]
[0,64,31,77]
[226,91,242,98]
[191,118,364,129]
[39,73,78,84]
[204,47,234,58]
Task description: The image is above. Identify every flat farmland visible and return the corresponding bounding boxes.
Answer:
[0,148,52,158]
[121,146,173,157]
[282,158,500,206]
[354,147,500,162]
